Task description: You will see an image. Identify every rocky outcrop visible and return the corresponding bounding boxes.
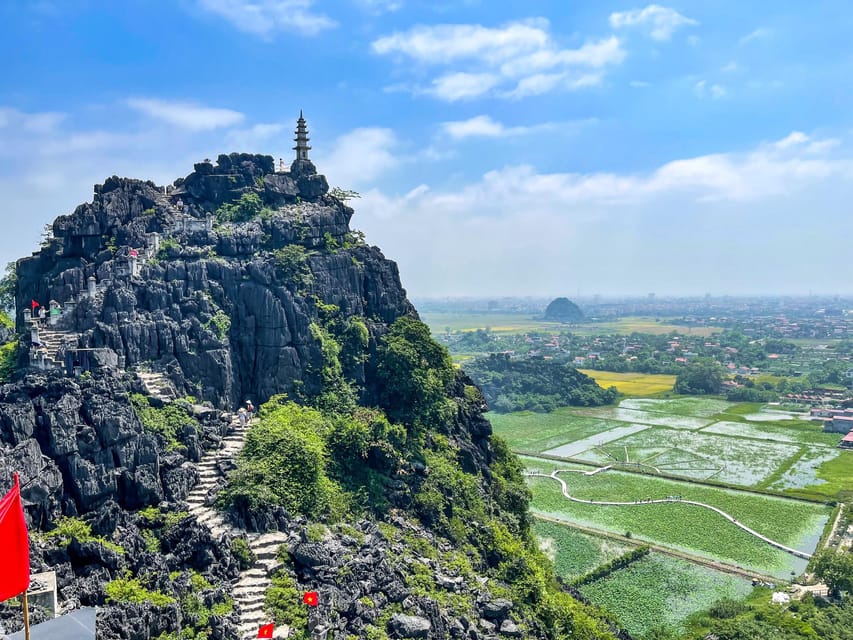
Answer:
[16,153,412,409]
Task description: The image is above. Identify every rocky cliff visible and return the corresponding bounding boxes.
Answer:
[0,151,620,640]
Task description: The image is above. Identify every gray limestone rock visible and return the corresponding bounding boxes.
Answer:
[389,613,431,638]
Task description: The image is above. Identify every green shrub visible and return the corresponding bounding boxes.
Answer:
[157,237,180,259]
[274,245,312,288]
[44,516,125,554]
[231,537,255,570]
[306,523,327,543]
[215,192,263,223]
[265,572,309,640]
[203,310,231,340]
[0,340,20,382]
[218,401,348,520]
[130,393,193,450]
[105,571,175,606]
[375,316,454,431]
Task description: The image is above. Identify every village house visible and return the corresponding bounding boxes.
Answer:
[824,415,853,434]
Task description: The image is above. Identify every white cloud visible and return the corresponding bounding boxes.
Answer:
[506,71,603,98]
[428,72,501,101]
[630,80,652,88]
[316,127,400,188]
[225,123,287,150]
[609,4,697,41]
[354,131,853,296]
[740,27,770,45]
[774,131,809,149]
[372,20,624,101]
[126,98,244,131]
[440,115,561,139]
[721,61,740,73]
[0,107,65,134]
[694,80,727,100]
[195,0,335,37]
[371,20,549,64]
[356,0,404,13]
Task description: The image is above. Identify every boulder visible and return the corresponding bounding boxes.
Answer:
[389,613,431,638]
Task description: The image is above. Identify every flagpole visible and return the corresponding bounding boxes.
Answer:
[22,590,30,640]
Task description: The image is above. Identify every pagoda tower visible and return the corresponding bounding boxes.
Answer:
[294,111,311,161]
[291,111,316,176]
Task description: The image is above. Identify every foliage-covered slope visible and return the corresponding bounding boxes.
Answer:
[465,353,619,413]
[0,153,620,639]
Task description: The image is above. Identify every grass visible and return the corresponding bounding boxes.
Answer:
[488,409,632,454]
[575,406,712,430]
[525,466,831,577]
[578,553,754,638]
[699,420,841,447]
[801,450,853,501]
[534,518,632,580]
[619,397,734,418]
[577,370,676,396]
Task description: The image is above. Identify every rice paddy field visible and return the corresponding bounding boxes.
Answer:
[533,518,632,579]
[490,397,852,499]
[421,312,721,337]
[578,553,754,638]
[576,370,676,396]
[526,469,830,577]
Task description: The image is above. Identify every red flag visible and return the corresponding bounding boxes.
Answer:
[303,591,319,607]
[257,623,274,638]
[30,300,39,311]
[0,473,30,602]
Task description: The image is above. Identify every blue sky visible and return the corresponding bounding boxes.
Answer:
[2,1,852,297]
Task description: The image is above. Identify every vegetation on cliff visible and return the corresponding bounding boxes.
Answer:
[465,353,619,413]
[223,316,617,638]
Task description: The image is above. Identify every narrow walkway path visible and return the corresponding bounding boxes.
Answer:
[183,418,290,639]
[526,470,812,560]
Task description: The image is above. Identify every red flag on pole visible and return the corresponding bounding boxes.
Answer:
[257,623,274,638]
[0,473,30,602]
[30,300,39,311]
[303,591,319,606]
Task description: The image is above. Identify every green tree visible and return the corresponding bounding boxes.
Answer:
[674,357,724,394]
[812,549,853,597]
[375,316,454,430]
[0,262,16,315]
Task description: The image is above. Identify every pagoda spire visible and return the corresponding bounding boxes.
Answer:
[293,111,311,162]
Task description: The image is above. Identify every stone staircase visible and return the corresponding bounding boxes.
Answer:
[234,531,290,639]
[36,326,78,368]
[136,370,177,403]
[183,418,290,639]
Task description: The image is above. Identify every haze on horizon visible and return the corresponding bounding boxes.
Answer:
[1,1,851,298]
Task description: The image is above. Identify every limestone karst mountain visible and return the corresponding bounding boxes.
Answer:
[0,118,621,640]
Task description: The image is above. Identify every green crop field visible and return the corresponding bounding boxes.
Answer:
[525,466,830,577]
[533,519,632,579]
[620,397,735,418]
[492,400,853,499]
[577,370,676,396]
[421,312,722,337]
[580,426,803,486]
[488,410,630,454]
[578,554,754,638]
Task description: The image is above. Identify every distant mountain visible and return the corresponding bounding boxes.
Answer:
[544,297,584,323]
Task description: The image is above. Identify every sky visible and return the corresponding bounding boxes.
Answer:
[1,0,852,298]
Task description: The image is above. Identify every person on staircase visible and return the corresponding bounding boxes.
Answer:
[245,400,255,422]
